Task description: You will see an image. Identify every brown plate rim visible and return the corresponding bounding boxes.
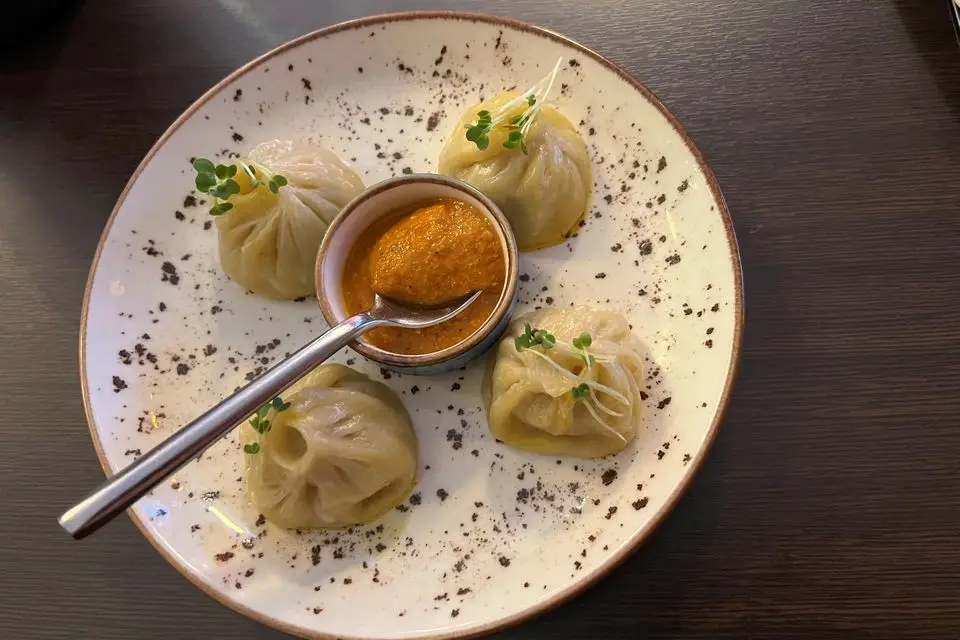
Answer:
[77,10,745,640]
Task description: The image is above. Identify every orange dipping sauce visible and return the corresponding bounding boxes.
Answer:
[342,198,506,355]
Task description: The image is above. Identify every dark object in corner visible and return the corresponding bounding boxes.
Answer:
[0,1,80,53]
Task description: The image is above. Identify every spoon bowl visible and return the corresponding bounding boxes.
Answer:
[368,291,483,329]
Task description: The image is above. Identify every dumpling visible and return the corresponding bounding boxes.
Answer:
[215,139,365,299]
[241,364,417,528]
[438,92,592,251]
[482,307,645,458]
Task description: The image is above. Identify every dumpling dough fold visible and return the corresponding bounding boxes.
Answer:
[216,139,365,299]
[242,364,417,528]
[483,307,645,458]
[438,92,592,252]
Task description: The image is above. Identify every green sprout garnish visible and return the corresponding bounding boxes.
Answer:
[463,58,562,155]
[515,322,556,352]
[244,396,290,454]
[193,157,287,216]
[465,110,494,151]
[571,383,590,401]
[572,332,595,367]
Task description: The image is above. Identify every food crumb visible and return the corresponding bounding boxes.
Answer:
[601,468,618,486]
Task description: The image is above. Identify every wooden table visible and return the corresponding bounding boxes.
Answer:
[2,1,959,638]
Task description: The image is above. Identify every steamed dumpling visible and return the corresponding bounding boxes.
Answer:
[216,139,365,299]
[438,92,592,251]
[482,307,645,458]
[242,364,417,528]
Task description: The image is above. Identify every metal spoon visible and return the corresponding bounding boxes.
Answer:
[59,291,481,539]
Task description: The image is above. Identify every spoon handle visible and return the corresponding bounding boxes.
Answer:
[59,312,382,539]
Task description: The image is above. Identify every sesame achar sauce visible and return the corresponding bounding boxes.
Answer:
[341,198,506,355]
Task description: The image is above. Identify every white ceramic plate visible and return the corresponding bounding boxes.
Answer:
[80,12,742,640]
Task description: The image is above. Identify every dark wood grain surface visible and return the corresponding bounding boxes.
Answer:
[2,1,959,638]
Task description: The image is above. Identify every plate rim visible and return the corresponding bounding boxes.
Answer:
[77,10,745,640]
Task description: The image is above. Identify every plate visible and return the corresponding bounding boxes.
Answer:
[80,11,742,640]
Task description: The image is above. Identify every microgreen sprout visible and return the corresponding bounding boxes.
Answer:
[193,157,287,216]
[243,396,291,454]
[572,332,595,367]
[514,323,556,352]
[465,110,494,151]
[463,57,562,154]
[571,383,591,401]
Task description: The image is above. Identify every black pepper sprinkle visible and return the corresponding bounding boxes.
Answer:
[176,363,190,376]
[604,506,618,520]
[657,156,667,172]
[601,469,618,486]
[451,382,461,391]
[665,254,681,266]
[409,493,422,506]
[184,195,197,208]
[174,210,185,221]
[437,488,449,501]
[301,78,312,91]
[595,272,607,279]
[498,556,511,567]
[678,179,689,192]
[426,112,441,132]
[632,497,649,510]
[639,239,653,255]
[112,376,128,393]
[160,261,180,286]
[215,552,234,562]
[657,194,666,205]
[203,220,212,231]
[451,609,460,618]
[705,339,713,348]
[232,89,242,102]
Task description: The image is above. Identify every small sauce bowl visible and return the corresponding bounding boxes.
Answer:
[315,174,519,375]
